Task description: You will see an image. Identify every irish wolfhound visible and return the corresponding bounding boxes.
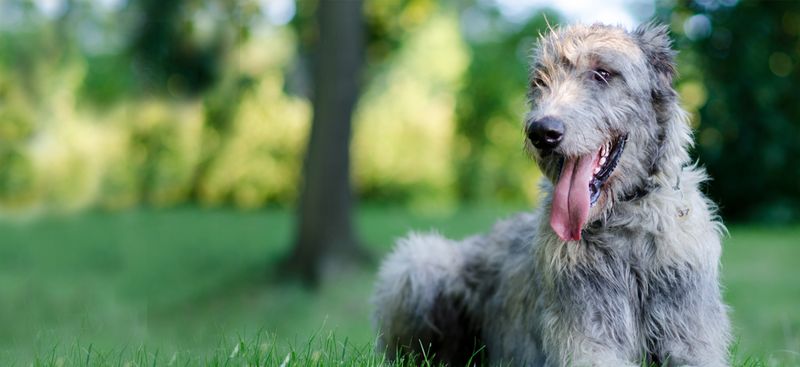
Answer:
[372,23,731,366]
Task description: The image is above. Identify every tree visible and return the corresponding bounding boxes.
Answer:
[283,0,368,285]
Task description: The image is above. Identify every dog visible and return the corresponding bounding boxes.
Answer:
[372,23,731,366]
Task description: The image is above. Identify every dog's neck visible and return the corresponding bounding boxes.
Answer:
[594,164,697,231]
[619,152,688,203]
[619,182,658,202]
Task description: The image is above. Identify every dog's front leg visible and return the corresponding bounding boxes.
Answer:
[539,269,641,367]
[643,264,731,367]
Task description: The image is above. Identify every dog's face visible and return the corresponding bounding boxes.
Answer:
[525,23,682,241]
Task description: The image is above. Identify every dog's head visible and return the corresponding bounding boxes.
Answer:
[525,23,692,241]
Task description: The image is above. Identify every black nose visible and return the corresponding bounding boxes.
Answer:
[527,116,564,150]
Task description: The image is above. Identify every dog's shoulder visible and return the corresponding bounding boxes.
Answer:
[482,211,541,257]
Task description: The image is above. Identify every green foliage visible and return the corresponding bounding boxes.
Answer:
[127,0,234,96]
[454,7,559,203]
[0,148,38,208]
[0,2,550,213]
[127,102,205,207]
[2,1,797,220]
[78,54,135,106]
[0,8,312,212]
[662,1,800,222]
[353,11,467,206]
[364,0,438,64]
[199,64,310,208]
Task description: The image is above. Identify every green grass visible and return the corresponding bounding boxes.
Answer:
[0,206,797,366]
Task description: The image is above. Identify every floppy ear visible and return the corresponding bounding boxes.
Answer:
[632,23,692,177]
[633,22,678,103]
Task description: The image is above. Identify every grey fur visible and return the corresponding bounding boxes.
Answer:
[373,23,731,367]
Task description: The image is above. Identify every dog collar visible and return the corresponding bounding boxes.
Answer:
[618,176,689,218]
[620,183,657,202]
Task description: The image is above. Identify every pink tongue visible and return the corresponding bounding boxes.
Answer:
[550,154,597,241]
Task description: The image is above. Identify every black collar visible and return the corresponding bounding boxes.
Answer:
[619,171,685,203]
[620,183,657,202]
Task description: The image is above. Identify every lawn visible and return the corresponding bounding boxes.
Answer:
[0,206,797,366]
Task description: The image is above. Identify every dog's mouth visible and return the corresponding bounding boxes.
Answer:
[550,134,628,242]
[589,134,628,206]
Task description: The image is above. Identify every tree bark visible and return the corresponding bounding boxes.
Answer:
[284,0,368,285]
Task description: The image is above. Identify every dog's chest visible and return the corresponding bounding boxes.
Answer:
[578,229,700,311]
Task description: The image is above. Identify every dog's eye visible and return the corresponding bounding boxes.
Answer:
[592,69,612,84]
[533,77,547,89]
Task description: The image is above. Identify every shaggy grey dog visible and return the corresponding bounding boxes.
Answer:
[372,23,731,367]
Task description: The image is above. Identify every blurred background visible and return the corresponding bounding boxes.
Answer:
[0,0,798,365]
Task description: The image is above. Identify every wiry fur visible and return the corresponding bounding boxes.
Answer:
[373,23,731,366]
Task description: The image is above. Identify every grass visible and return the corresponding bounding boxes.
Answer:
[0,205,797,366]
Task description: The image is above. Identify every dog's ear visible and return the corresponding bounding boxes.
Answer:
[632,23,692,177]
[633,23,678,102]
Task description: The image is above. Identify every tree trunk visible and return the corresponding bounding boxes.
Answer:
[284,0,368,285]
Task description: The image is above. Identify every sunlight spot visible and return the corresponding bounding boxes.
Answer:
[684,14,712,40]
[94,0,127,13]
[679,81,708,110]
[492,0,645,28]
[33,0,68,19]
[261,0,296,26]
